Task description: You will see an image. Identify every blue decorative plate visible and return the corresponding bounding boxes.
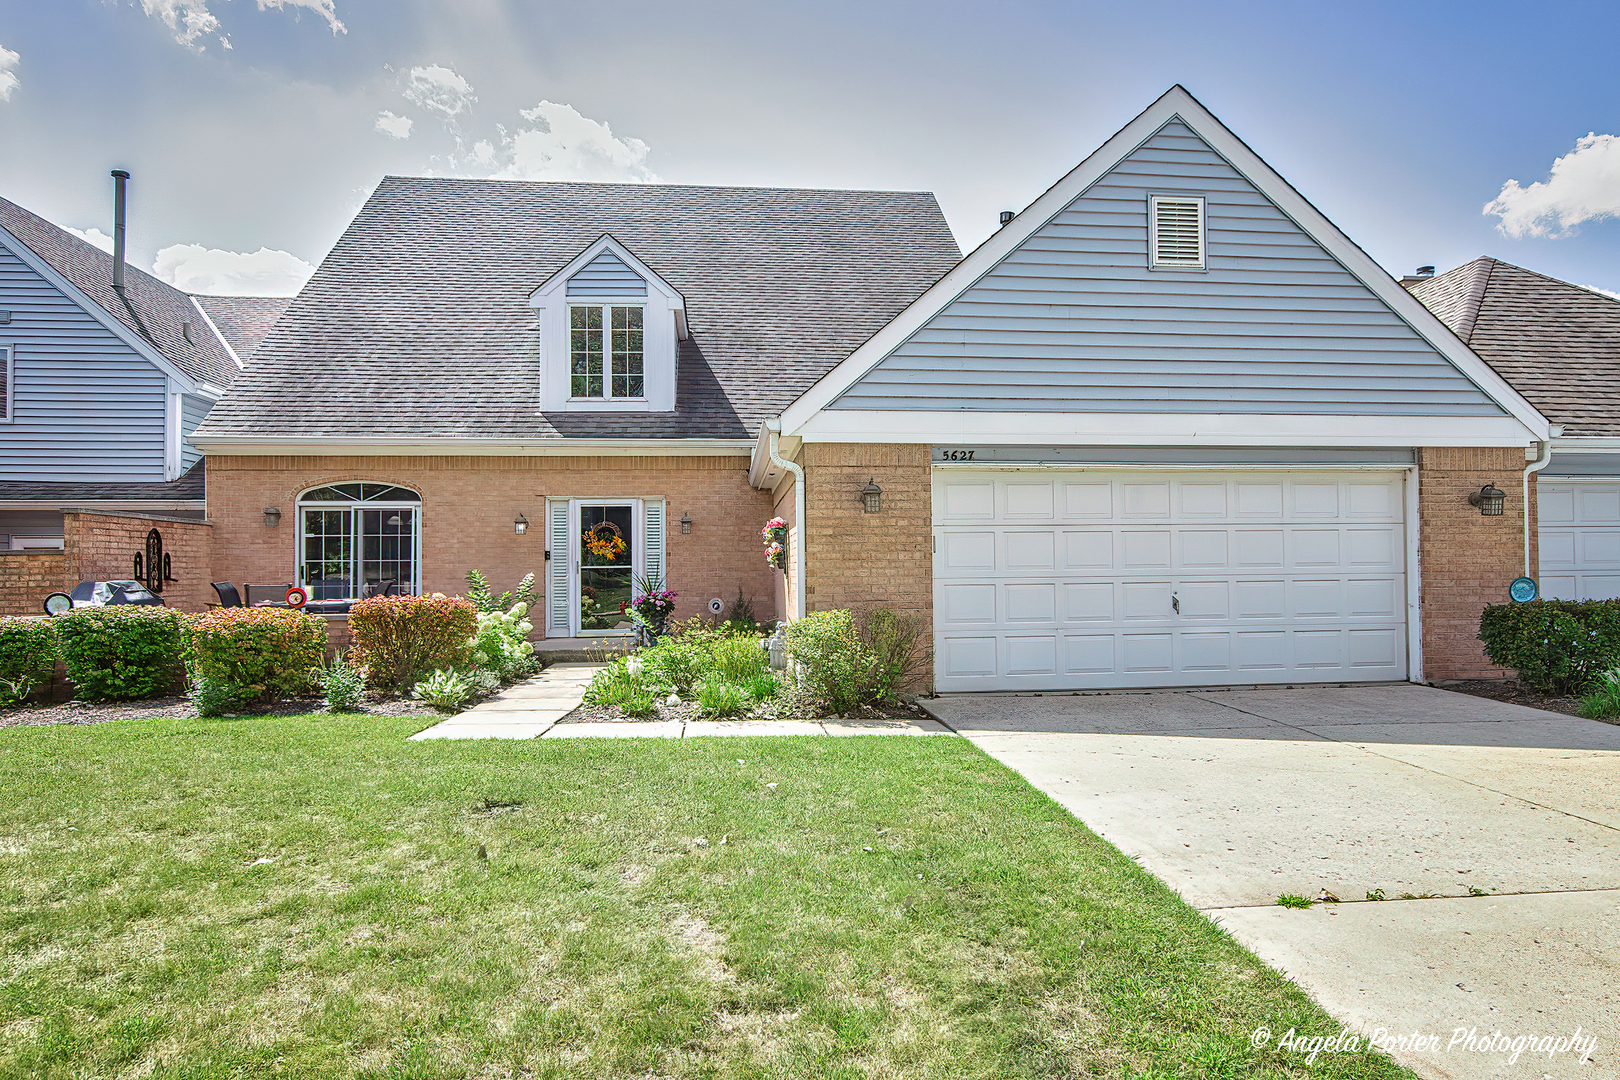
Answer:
[1509,577,1539,603]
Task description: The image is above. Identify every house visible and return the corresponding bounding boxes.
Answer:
[0,180,288,611]
[197,85,1551,688]
[1407,257,1620,601]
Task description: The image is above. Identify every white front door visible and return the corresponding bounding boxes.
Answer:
[932,469,1410,691]
[545,497,667,638]
[1539,482,1620,599]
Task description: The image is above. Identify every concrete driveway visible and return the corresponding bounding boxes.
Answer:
[924,684,1620,1079]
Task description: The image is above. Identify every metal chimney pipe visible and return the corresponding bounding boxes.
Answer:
[110,169,130,293]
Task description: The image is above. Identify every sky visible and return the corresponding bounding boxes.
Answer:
[0,0,1617,297]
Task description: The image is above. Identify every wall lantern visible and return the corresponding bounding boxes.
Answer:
[680,512,692,534]
[1468,483,1507,516]
[263,506,282,527]
[514,513,529,535]
[860,478,883,514]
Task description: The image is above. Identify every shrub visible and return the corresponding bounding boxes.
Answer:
[350,594,478,690]
[466,570,539,615]
[696,680,748,719]
[316,654,367,712]
[722,586,759,635]
[709,635,768,683]
[185,606,327,705]
[1478,600,1620,695]
[466,601,538,684]
[412,668,472,712]
[640,638,707,696]
[783,609,866,716]
[861,609,926,705]
[1580,667,1620,719]
[0,617,58,707]
[188,668,240,718]
[55,607,185,702]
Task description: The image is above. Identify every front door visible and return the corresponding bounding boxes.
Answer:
[579,502,637,634]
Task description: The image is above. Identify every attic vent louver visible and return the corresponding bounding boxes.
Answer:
[1148,194,1205,270]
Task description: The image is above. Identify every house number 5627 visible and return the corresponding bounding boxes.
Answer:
[940,449,976,461]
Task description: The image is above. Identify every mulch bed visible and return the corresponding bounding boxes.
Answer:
[0,692,438,730]
[560,700,926,724]
[1439,679,1611,722]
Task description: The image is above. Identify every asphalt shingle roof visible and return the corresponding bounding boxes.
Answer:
[197,177,962,440]
[1408,257,1620,436]
[193,295,292,363]
[0,196,239,388]
[0,461,206,503]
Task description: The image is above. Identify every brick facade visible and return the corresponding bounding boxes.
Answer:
[204,454,778,634]
[1416,446,1532,681]
[0,511,215,616]
[801,443,934,681]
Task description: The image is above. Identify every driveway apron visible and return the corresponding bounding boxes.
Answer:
[925,684,1620,1080]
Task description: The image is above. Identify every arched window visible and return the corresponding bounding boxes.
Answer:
[297,483,421,600]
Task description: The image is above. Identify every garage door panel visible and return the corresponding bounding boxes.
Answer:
[1539,483,1620,601]
[935,469,1409,691]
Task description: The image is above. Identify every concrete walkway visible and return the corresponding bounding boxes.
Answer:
[408,663,599,740]
[924,683,1620,1080]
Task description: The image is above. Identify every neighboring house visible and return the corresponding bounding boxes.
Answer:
[0,191,289,549]
[1408,257,1620,601]
[197,85,1552,688]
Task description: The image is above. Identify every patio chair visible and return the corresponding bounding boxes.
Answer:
[364,579,398,599]
[211,582,243,608]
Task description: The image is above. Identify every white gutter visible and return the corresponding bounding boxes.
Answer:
[1524,439,1553,580]
[766,418,806,622]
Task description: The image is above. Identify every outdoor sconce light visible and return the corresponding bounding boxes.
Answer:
[514,513,529,535]
[263,506,282,527]
[860,478,883,514]
[1468,483,1507,516]
[680,512,692,534]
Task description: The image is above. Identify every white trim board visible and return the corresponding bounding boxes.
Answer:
[192,436,755,457]
[774,85,1550,443]
[793,410,1540,448]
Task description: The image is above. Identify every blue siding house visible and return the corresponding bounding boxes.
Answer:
[0,192,288,548]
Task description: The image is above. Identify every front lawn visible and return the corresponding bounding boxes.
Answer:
[0,716,1411,1078]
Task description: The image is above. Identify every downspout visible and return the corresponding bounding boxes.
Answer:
[766,419,806,621]
[1523,439,1553,580]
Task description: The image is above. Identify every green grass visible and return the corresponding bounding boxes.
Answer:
[0,715,1414,1079]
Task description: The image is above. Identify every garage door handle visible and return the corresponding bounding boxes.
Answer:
[1171,593,1180,615]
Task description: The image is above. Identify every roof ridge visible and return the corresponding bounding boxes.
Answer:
[1455,256,1496,342]
[375,175,940,198]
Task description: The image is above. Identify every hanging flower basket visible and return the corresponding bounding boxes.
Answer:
[761,517,788,570]
[583,521,627,562]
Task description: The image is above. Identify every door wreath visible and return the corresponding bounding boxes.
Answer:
[583,520,627,561]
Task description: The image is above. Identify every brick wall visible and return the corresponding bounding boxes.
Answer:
[801,443,933,682]
[0,551,70,615]
[63,510,215,613]
[1417,446,1532,681]
[204,454,778,634]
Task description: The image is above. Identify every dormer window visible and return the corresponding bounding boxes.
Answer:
[532,235,686,413]
[570,304,644,398]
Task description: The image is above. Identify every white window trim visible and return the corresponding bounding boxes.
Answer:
[0,346,11,424]
[295,485,424,601]
[567,302,647,402]
[1148,193,1206,271]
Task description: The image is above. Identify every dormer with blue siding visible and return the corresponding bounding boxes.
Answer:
[0,193,283,549]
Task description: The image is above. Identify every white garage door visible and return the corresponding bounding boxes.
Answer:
[932,469,1410,691]
[1539,482,1620,600]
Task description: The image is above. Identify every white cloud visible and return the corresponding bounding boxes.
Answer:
[153,243,315,296]
[1581,283,1620,302]
[137,0,228,50]
[134,0,345,50]
[65,226,116,253]
[0,45,19,102]
[403,64,475,120]
[1485,133,1620,238]
[492,101,657,183]
[374,110,412,139]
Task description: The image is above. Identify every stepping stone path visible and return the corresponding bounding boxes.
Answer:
[409,663,950,740]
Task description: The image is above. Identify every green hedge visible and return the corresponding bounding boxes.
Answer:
[1478,599,1620,695]
[0,617,58,706]
[55,607,186,702]
[185,606,328,706]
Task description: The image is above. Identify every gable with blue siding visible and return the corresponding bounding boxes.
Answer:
[0,238,171,481]
[566,251,647,298]
[831,119,1505,416]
